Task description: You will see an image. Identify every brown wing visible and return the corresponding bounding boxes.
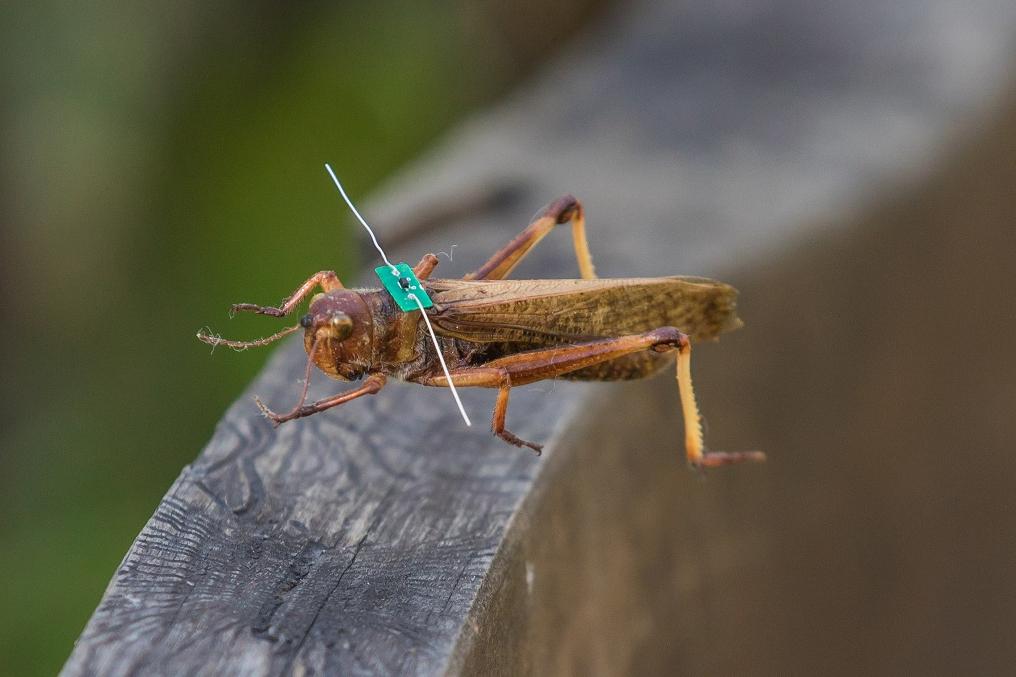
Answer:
[424,276,743,345]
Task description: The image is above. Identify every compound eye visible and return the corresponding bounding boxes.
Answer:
[299,313,314,329]
[330,312,353,341]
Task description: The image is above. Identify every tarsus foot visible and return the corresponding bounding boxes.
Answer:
[692,450,767,469]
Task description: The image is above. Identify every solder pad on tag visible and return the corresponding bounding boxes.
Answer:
[375,263,434,311]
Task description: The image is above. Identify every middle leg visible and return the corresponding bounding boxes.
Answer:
[413,253,440,280]
[412,366,539,453]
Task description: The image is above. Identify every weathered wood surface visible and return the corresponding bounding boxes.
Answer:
[66,1,1016,675]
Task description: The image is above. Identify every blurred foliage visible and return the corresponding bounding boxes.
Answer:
[0,1,607,673]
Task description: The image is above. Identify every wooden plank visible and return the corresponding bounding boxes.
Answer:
[65,1,1016,675]
[66,362,564,675]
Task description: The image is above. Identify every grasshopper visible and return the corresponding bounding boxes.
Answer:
[198,195,764,468]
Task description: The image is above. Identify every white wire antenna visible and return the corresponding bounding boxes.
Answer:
[324,163,471,427]
[325,164,399,276]
[408,292,471,426]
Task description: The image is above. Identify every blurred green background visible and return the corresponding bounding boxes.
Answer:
[0,1,606,672]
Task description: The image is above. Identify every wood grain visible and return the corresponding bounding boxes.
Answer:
[65,341,575,675]
[64,0,1016,674]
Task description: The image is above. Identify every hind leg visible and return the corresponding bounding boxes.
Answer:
[413,329,764,468]
[465,195,596,280]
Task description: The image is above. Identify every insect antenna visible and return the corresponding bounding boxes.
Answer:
[196,324,301,352]
[255,336,321,422]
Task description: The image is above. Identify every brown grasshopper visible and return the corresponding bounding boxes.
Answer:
[198,195,764,468]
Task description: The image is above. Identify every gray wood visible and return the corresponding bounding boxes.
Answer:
[65,1,1016,675]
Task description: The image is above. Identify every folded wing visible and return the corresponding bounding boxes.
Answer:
[425,276,743,345]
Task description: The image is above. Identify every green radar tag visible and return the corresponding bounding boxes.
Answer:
[375,263,433,312]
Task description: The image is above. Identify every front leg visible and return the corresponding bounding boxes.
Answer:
[231,270,344,317]
[256,373,387,426]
